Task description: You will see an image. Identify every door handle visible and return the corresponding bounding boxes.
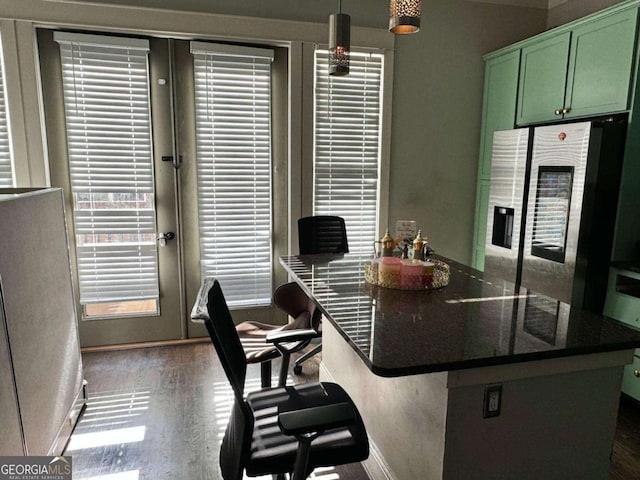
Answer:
[158,231,176,247]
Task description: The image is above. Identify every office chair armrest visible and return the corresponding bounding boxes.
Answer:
[277,402,355,437]
[265,328,320,344]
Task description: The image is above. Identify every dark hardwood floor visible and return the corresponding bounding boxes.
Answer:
[611,393,640,480]
[68,343,640,479]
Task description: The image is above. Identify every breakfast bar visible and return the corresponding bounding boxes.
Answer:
[279,253,640,480]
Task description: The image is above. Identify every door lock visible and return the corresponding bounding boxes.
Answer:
[158,231,176,247]
[161,155,183,169]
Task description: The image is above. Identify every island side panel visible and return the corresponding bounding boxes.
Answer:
[443,362,626,480]
[320,321,449,480]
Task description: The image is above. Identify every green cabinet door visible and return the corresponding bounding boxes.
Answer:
[604,267,640,401]
[517,32,571,125]
[622,355,640,402]
[472,51,519,270]
[472,179,491,271]
[565,9,638,119]
[479,51,520,178]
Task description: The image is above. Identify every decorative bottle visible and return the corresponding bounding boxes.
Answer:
[413,230,425,261]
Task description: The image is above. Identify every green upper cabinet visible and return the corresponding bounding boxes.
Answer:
[478,51,521,178]
[517,7,638,125]
[517,32,571,126]
[565,8,638,119]
[474,1,640,270]
[472,50,520,271]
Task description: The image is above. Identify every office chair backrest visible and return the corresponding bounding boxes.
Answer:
[205,279,252,479]
[205,279,247,401]
[298,216,349,255]
[273,282,322,332]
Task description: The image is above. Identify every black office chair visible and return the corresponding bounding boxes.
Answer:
[203,278,369,480]
[289,215,349,374]
[298,215,349,256]
[192,277,321,388]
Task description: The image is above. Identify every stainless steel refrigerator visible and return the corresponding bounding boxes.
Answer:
[484,116,626,313]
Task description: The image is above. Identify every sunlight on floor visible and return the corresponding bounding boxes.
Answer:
[72,390,150,432]
[245,466,340,480]
[68,350,350,479]
[66,426,146,451]
[83,470,140,480]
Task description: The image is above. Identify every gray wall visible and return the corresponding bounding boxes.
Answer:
[388,1,545,263]
[548,0,626,28]
[61,0,390,29]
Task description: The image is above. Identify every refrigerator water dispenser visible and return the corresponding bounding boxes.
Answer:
[492,206,514,249]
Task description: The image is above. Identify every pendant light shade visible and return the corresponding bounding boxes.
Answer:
[389,0,422,34]
[329,8,350,76]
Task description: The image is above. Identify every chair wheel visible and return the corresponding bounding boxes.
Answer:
[293,365,303,375]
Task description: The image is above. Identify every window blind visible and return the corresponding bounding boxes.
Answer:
[191,42,274,307]
[55,32,159,306]
[313,49,384,254]
[0,37,13,187]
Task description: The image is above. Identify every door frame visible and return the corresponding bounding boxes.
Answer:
[38,30,184,346]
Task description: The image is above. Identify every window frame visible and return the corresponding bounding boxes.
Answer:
[0,28,15,188]
[190,41,275,307]
[301,43,393,251]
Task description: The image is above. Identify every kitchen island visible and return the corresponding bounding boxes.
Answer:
[279,253,640,480]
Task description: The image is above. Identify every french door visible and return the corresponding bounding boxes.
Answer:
[38,30,288,346]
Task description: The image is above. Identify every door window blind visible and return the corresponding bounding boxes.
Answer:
[0,37,14,187]
[191,42,274,307]
[313,49,384,254]
[55,32,159,307]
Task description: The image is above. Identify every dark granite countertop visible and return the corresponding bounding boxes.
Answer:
[280,254,640,377]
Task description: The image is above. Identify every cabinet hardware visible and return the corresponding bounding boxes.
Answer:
[562,107,570,114]
[554,108,563,115]
[635,370,640,378]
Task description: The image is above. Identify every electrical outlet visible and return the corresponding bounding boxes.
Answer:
[483,384,502,418]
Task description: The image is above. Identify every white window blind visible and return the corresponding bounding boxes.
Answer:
[55,32,159,307]
[0,36,14,187]
[313,49,384,254]
[191,42,274,307]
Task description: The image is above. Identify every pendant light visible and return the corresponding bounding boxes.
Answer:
[329,0,351,76]
[389,0,422,34]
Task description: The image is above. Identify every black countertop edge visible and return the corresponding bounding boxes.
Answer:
[325,309,640,378]
[366,343,640,378]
